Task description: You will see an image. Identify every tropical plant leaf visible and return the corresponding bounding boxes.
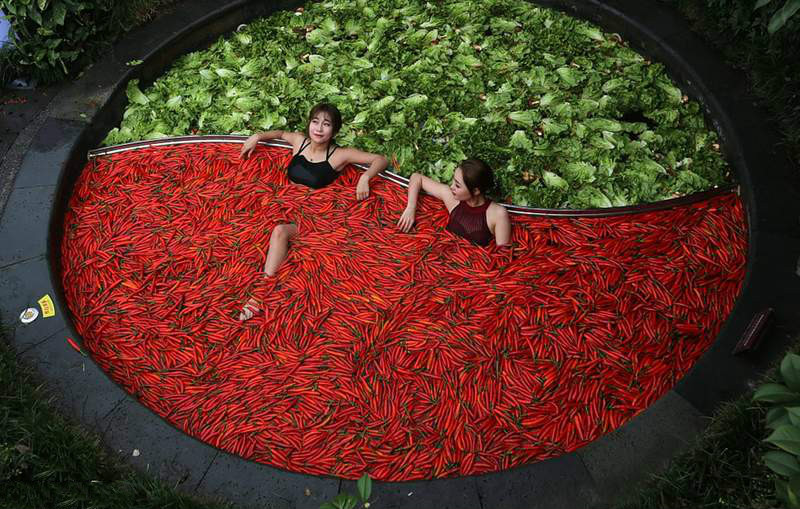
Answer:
[768,0,800,33]
[778,478,791,504]
[782,354,800,392]
[754,383,800,404]
[768,406,792,430]
[790,473,800,508]
[766,425,800,456]
[765,450,800,477]
[357,474,372,501]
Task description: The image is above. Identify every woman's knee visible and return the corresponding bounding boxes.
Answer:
[271,224,293,243]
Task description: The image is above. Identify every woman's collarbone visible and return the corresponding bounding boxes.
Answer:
[305,150,329,163]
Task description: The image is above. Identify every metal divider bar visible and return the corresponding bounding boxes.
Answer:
[86,135,738,218]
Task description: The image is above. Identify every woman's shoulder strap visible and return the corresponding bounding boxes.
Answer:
[326,144,338,160]
[297,137,311,154]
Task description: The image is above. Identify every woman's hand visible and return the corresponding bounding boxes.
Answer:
[398,206,416,232]
[240,134,261,160]
[356,174,371,200]
[336,149,387,200]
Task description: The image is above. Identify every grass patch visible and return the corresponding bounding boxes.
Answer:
[620,396,776,508]
[0,328,229,509]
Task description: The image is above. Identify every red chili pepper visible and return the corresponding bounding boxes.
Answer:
[61,142,748,481]
[66,337,87,356]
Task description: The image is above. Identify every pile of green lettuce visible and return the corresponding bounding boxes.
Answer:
[105,0,732,208]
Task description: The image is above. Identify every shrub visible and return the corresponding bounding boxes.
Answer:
[0,0,175,84]
[753,353,800,507]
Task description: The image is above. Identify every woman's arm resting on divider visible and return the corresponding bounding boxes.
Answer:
[335,148,388,200]
[398,173,456,232]
[240,130,302,159]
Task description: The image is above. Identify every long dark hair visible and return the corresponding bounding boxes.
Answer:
[307,103,343,137]
[459,158,494,197]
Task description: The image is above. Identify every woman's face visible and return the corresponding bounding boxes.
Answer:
[450,168,475,201]
[308,112,334,144]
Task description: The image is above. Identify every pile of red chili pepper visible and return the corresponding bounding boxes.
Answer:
[61,143,747,481]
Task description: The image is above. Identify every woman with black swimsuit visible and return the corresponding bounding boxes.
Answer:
[238,103,388,321]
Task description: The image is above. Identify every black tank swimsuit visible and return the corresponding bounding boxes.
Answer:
[287,138,339,189]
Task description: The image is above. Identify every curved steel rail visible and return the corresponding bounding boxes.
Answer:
[87,135,739,218]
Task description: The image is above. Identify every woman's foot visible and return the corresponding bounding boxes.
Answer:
[238,298,262,322]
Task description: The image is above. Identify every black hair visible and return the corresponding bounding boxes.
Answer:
[459,158,494,196]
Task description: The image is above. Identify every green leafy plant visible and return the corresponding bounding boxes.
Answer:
[755,0,800,33]
[753,353,800,507]
[0,0,176,83]
[0,0,115,82]
[105,0,733,209]
[320,473,372,509]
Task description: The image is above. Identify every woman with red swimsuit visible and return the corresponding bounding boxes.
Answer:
[397,159,511,246]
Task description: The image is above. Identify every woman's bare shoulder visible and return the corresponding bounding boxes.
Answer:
[282,131,305,144]
[488,202,510,218]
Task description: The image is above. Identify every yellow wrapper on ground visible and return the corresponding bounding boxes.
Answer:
[38,294,55,318]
